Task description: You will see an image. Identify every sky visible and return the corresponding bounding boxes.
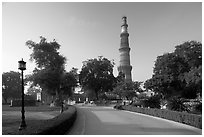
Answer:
[2,2,202,82]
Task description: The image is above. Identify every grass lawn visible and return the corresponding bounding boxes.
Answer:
[2,105,61,135]
[2,104,61,112]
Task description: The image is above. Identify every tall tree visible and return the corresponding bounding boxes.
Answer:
[60,68,78,97]
[113,80,142,100]
[26,36,69,103]
[144,41,202,99]
[181,66,202,98]
[79,56,116,100]
[2,71,21,103]
[145,53,188,98]
[174,41,202,68]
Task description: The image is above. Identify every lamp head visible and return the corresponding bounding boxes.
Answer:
[18,58,26,70]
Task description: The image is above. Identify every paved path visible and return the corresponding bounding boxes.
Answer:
[67,106,202,135]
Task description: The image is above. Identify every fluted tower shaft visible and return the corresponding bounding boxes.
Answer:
[118,16,132,82]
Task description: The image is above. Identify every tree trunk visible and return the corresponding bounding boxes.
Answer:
[95,91,99,100]
[55,89,59,99]
[54,89,62,106]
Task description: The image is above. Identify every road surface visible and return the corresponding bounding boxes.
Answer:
[67,105,202,135]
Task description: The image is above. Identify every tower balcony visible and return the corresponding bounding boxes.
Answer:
[120,33,129,37]
[119,47,130,52]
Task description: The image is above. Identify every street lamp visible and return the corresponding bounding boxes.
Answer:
[18,58,27,130]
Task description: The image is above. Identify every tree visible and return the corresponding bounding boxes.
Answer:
[174,41,202,68]
[181,66,202,98]
[79,56,116,100]
[175,41,202,98]
[26,36,75,104]
[113,73,143,100]
[144,41,202,99]
[113,82,136,100]
[2,71,21,103]
[143,95,161,109]
[60,68,78,97]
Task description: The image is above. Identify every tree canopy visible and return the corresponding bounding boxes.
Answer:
[2,71,22,103]
[113,72,143,100]
[79,56,116,100]
[26,37,78,102]
[144,41,202,99]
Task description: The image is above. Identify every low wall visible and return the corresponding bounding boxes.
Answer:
[118,105,202,129]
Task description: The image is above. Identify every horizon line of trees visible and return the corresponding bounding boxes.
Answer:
[2,37,202,104]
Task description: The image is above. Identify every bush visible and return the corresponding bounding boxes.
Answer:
[117,105,202,129]
[167,97,189,112]
[143,95,161,109]
[113,104,124,110]
[195,103,202,112]
[132,102,143,107]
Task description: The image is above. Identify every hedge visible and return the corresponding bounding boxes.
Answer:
[18,105,77,135]
[116,105,202,129]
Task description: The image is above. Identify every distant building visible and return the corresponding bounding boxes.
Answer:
[36,92,42,101]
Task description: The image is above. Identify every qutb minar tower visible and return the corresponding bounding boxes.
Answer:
[118,16,132,82]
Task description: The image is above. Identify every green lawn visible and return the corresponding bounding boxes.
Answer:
[2,104,61,112]
[2,105,61,135]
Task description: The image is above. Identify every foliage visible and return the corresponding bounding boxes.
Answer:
[113,104,124,110]
[174,41,202,68]
[26,84,41,100]
[79,56,116,100]
[144,41,202,99]
[195,103,202,112]
[181,66,202,98]
[26,36,65,70]
[132,101,144,107]
[143,95,161,109]
[61,68,78,97]
[121,105,202,129]
[113,82,136,100]
[2,71,22,103]
[113,72,143,100]
[26,37,78,103]
[167,97,189,112]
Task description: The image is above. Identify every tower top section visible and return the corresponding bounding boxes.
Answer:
[121,16,128,33]
[122,16,127,26]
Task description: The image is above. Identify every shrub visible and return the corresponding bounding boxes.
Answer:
[167,97,189,112]
[143,95,161,109]
[195,103,202,112]
[120,105,202,129]
[132,102,143,107]
[113,104,124,110]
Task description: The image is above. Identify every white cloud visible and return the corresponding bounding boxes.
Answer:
[67,16,99,27]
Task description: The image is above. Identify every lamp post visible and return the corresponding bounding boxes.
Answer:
[18,58,27,130]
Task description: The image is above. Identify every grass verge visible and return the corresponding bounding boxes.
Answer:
[2,105,77,135]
